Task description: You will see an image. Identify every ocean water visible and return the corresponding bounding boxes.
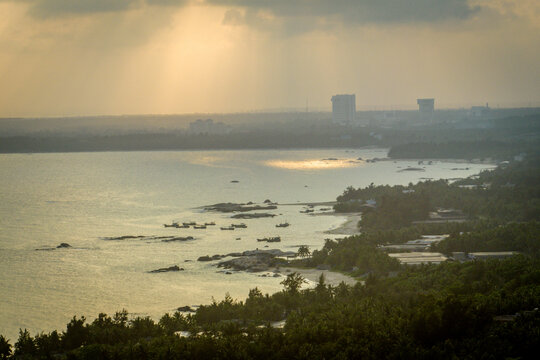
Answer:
[0,149,494,339]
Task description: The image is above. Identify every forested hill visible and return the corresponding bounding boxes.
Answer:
[387,140,522,160]
[1,112,539,154]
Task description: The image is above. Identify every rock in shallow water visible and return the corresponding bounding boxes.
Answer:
[177,305,195,312]
[148,265,183,273]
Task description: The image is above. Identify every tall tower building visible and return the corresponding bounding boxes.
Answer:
[331,94,356,124]
[417,98,435,122]
[417,98,435,113]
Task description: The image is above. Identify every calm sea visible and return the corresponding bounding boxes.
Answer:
[0,149,494,339]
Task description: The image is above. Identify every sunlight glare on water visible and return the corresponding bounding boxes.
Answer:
[0,148,495,339]
[265,158,364,170]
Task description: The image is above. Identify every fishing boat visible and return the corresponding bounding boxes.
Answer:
[220,226,235,230]
[163,222,179,228]
[193,225,207,229]
[204,222,216,226]
[231,223,247,228]
[183,221,196,226]
[275,222,290,228]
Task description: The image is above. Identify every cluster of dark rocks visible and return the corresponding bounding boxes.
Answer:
[231,213,276,219]
[148,265,184,273]
[203,202,278,213]
[35,243,72,251]
[197,249,296,272]
[102,235,194,242]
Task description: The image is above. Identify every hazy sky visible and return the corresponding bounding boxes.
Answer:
[0,0,539,117]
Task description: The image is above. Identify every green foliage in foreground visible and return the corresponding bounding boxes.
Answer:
[4,256,540,359]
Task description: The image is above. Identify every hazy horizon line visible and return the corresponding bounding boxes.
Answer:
[2,103,540,120]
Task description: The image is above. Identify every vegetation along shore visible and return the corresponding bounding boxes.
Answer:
[1,155,539,359]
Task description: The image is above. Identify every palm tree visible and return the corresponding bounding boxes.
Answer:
[280,272,307,294]
[297,245,311,258]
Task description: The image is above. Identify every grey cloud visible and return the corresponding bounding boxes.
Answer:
[8,0,479,22]
[29,0,138,17]
[210,0,480,25]
[5,0,189,17]
[145,0,190,6]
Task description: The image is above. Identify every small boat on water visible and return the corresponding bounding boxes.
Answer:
[163,222,179,228]
[300,209,314,213]
[193,225,207,229]
[275,222,290,228]
[257,236,281,243]
[176,224,190,228]
[204,222,216,226]
[183,221,196,226]
[221,226,235,230]
[231,223,247,228]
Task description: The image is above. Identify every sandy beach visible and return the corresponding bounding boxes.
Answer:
[324,213,362,235]
[272,267,359,287]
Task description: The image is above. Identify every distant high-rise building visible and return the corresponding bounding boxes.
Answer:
[470,103,490,118]
[331,94,356,124]
[417,98,435,113]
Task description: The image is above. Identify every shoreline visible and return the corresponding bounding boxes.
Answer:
[323,212,362,235]
[273,267,358,287]
[386,157,499,166]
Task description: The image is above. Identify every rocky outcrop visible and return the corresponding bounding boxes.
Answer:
[204,202,277,213]
[231,213,276,219]
[102,235,194,242]
[161,236,194,242]
[148,265,183,273]
[242,249,295,257]
[218,257,272,272]
[36,243,73,251]
[198,255,226,262]
[103,235,146,240]
[397,167,425,172]
[177,306,195,312]
[216,249,295,272]
[197,249,295,273]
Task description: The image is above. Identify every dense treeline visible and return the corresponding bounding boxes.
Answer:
[334,157,540,231]
[305,236,401,275]
[388,140,520,160]
[378,113,540,146]
[2,112,538,154]
[385,114,540,160]
[0,131,376,153]
[434,222,540,256]
[2,256,539,359]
